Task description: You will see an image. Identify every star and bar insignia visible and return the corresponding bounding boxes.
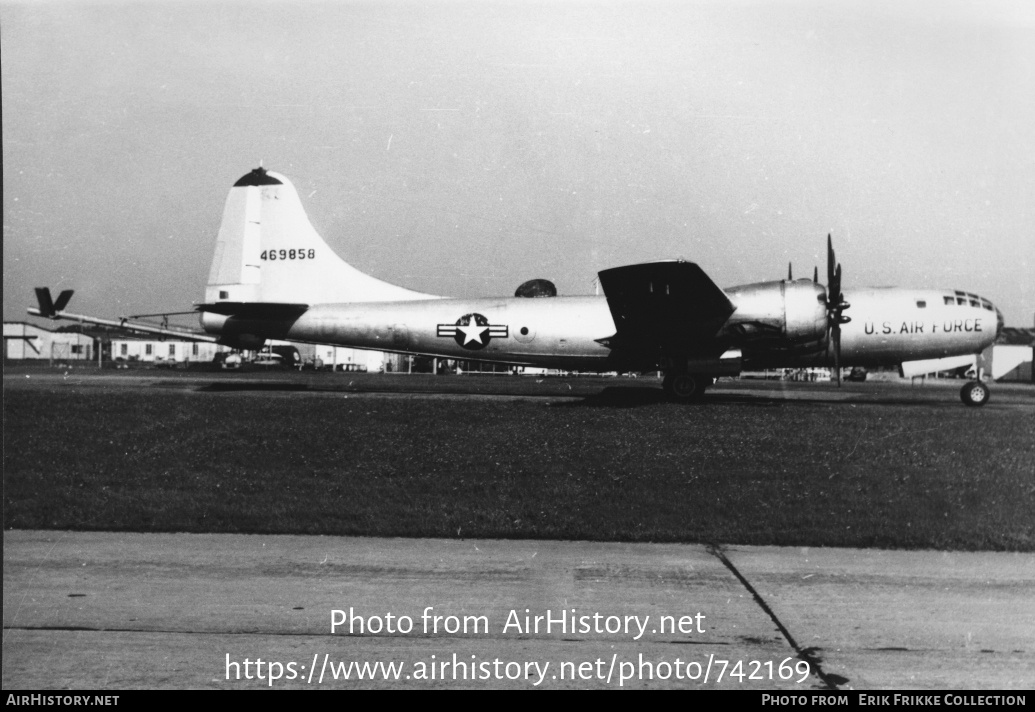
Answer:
[437,313,508,350]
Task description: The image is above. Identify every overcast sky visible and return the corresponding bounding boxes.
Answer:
[3,0,1033,326]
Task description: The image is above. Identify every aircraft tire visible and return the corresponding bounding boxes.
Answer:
[960,381,990,407]
[664,373,709,402]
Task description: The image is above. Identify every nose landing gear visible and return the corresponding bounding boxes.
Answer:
[960,380,990,407]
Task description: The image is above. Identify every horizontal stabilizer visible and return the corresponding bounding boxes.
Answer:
[28,293,218,343]
[597,261,734,355]
[196,302,309,320]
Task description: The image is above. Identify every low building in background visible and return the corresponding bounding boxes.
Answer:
[293,343,392,372]
[110,337,228,365]
[993,327,1034,383]
[4,322,96,362]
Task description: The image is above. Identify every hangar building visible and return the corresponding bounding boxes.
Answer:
[4,322,96,362]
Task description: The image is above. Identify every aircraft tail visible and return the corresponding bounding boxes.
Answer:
[204,168,439,307]
[34,288,75,317]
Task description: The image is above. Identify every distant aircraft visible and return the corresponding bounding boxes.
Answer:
[31,167,1004,406]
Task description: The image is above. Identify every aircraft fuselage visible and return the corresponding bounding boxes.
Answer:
[202,283,1000,371]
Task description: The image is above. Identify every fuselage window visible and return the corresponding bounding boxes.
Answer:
[943,296,955,305]
[916,300,927,308]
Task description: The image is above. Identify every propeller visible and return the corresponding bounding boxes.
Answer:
[825,234,852,386]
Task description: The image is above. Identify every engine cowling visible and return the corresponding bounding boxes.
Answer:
[722,280,827,347]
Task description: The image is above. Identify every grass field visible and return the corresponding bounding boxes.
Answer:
[4,372,1034,550]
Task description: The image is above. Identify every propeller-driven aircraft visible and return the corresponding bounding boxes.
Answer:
[31,167,1003,406]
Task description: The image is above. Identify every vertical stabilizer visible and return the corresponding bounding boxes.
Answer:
[205,168,440,306]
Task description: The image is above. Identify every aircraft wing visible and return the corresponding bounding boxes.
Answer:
[597,261,735,356]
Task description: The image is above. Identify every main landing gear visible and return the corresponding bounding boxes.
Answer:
[959,380,990,407]
[662,373,713,402]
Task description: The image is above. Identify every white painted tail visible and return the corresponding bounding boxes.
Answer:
[205,168,439,305]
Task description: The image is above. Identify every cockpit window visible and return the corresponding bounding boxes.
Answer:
[944,292,994,309]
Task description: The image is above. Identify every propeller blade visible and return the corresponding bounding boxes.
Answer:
[788,262,793,281]
[833,322,842,387]
[827,233,835,290]
[813,265,818,283]
[823,235,849,387]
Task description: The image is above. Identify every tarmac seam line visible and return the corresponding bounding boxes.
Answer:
[708,545,847,691]
[3,625,729,645]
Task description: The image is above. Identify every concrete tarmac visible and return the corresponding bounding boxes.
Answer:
[3,530,1032,690]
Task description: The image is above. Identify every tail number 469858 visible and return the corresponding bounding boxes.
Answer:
[261,249,315,261]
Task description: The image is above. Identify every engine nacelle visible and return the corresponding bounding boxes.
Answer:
[722,280,827,346]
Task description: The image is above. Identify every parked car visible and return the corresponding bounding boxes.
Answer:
[846,367,868,382]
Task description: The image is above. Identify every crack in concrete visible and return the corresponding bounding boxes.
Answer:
[708,545,848,690]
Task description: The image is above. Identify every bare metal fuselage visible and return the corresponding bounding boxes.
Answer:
[202,284,999,371]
